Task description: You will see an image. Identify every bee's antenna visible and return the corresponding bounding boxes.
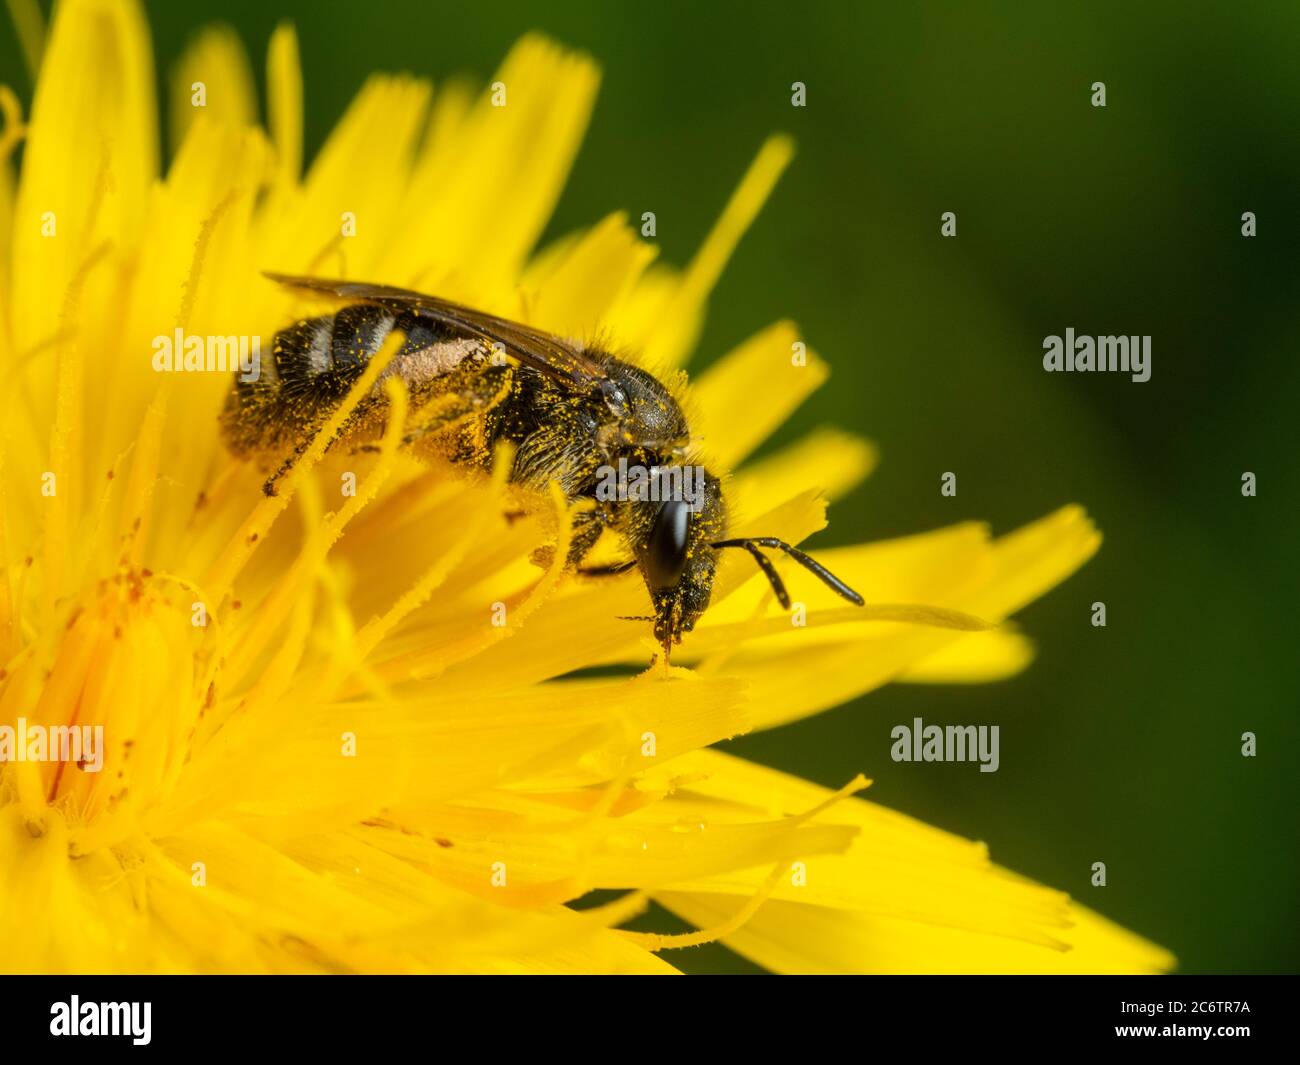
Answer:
[713,540,790,609]
[711,537,865,607]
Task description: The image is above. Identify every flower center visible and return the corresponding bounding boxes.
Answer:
[1,565,205,853]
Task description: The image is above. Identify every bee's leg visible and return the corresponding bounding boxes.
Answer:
[530,505,605,570]
[574,500,640,576]
[565,509,607,567]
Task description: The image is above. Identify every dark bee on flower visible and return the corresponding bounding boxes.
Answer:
[222,274,864,656]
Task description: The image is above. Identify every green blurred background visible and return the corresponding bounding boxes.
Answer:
[6,0,1297,973]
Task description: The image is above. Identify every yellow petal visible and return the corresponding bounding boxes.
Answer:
[155,673,751,835]
[169,24,257,153]
[897,629,1036,683]
[639,135,794,369]
[11,0,157,351]
[685,508,1097,729]
[690,321,828,470]
[522,212,657,339]
[657,892,1175,974]
[266,22,302,184]
[260,73,432,281]
[648,751,1175,973]
[355,792,856,904]
[387,35,599,298]
[730,427,878,512]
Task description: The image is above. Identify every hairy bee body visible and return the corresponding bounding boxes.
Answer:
[224,302,692,498]
[222,275,861,654]
[224,304,494,466]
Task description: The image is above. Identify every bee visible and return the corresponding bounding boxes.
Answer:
[222,273,864,656]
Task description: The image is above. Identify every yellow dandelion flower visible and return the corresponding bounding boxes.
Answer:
[0,0,1173,974]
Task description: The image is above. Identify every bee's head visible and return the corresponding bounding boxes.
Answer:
[631,470,726,658]
[625,467,867,660]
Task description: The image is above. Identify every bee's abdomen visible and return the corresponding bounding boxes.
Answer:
[274,305,440,388]
[223,304,451,455]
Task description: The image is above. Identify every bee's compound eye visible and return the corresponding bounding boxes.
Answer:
[645,499,691,590]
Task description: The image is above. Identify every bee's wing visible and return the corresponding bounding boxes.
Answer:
[265,273,609,389]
